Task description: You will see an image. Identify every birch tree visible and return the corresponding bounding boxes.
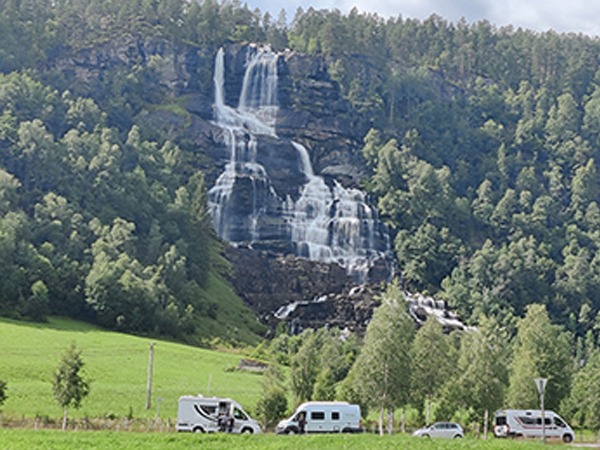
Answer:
[52,342,90,430]
[290,329,320,404]
[411,316,456,424]
[348,280,414,435]
[452,315,510,437]
[507,304,572,410]
[563,349,600,431]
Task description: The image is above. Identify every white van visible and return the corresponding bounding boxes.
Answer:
[176,395,261,434]
[276,401,362,434]
[493,409,574,443]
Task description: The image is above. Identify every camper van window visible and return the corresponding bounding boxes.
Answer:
[311,411,325,421]
[555,417,566,427]
[332,412,340,421]
[519,416,536,425]
[233,408,248,421]
[496,416,507,425]
[535,418,552,426]
[200,405,217,416]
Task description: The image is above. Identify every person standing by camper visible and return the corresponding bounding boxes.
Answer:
[227,410,235,433]
[218,410,228,432]
[298,411,306,434]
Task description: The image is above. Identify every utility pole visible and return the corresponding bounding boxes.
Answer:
[534,377,548,444]
[146,342,155,410]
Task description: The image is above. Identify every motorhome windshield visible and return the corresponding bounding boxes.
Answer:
[233,408,248,420]
[555,417,567,427]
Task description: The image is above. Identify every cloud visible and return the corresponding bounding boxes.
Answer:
[489,0,599,35]
[246,0,600,36]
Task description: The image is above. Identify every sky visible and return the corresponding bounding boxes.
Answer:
[244,0,600,37]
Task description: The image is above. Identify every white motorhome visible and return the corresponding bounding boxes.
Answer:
[276,401,362,434]
[176,395,261,434]
[493,409,574,443]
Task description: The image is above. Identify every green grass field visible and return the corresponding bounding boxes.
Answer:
[0,429,551,450]
[0,318,587,448]
[0,317,264,421]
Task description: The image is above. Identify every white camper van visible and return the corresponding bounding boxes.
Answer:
[276,401,362,434]
[176,395,261,434]
[493,409,574,443]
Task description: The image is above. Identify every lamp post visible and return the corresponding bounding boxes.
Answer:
[534,377,548,444]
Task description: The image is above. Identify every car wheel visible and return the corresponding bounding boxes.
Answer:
[454,434,463,438]
[563,434,573,443]
[286,428,297,435]
[422,434,430,438]
[241,428,254,434]
[193,427,205,433]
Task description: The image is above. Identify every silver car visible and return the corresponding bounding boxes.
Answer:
[412,422,464,438]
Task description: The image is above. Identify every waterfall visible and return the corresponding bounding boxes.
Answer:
[288,142,388,280]
[209,47,279,242]
[208,46,392,282]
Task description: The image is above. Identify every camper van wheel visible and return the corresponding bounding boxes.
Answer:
[192,426,205,433]
[241,427,254,434]
[563,434,573,443]
[286,427,298,435]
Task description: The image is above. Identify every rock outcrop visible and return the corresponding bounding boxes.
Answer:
[226,245,470,335]
[224,246,354,316]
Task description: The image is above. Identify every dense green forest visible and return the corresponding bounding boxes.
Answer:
[0,68,268,343]
[5,0,600,433]
[2,0,600,349]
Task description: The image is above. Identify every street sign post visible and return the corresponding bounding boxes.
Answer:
[534,378,548,444]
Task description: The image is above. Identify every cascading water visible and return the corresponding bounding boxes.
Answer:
[208,46,393,282]
[287,141,389,278]
[209,47,280,243]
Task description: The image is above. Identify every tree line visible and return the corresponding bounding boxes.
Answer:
[256,282,599,434]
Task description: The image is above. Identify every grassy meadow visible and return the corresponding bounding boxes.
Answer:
[0,317,264,421]
[0,318,587,449]
[0,429,552,450]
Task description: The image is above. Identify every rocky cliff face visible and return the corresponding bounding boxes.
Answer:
[223,246,381,335]
[225,246,471,336]
[208,44,395,282]
[50,38,368,182]
[47,37,398,332]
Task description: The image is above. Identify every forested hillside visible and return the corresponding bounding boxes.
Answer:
[2,0,600,349]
